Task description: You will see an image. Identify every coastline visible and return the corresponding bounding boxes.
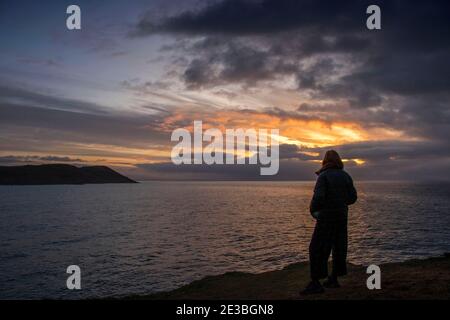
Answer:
[127,254,450,300]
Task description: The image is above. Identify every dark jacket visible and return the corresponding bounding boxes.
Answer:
[310,168,357,220]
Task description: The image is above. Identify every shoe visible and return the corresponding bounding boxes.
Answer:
[300,281,325,295]
[322,277,340,288]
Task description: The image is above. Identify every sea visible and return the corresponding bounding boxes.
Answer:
[1,181,449,299]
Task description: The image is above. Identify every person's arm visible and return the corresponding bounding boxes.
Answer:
[310,173,327,214]
[347,175,357,205]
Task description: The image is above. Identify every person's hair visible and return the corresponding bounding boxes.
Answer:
[322,150,344,169]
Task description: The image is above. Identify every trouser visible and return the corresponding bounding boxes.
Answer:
[309,218,348,280]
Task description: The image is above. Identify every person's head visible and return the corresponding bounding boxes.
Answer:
[322,150,344,169]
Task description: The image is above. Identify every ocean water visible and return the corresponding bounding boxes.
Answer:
[0,181,449,299]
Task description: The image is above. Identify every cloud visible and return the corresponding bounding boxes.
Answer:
[0,84,175,166]
[16,58,62,68]
[134,158,319,181]
[131,138,450,181]
[0,155,84,165]
[2,1,449,181]
[307,140,450,162]
[142,2,450,128]
[2,80,448,181]
[0,85,110,115]
[134,0,371,36]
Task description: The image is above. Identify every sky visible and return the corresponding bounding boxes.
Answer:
[0,0,449,180]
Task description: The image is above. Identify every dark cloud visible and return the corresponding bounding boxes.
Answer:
[304,140,450,181]
[134,0,374,36]
[135,159,318,181]
[120,79,173,92]
[138,0,449,114]
[279,144,317,161]
[0,85,172,155]
[16,58,62,68]
[0,155,84,165]
[182,41,296,89]
[183,58,216,89]
[0,85,109,115]
[133,0,450,144]
[133,138,450,181]
[307,140,450,162]
[0,103,166,147]
[1,1,449,181]
[135,0,450,55]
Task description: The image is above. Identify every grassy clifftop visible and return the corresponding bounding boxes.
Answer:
[132,254,450,300]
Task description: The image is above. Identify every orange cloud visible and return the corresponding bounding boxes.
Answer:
[157,107,410,149]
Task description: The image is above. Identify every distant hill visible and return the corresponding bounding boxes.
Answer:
[0,164,137,185]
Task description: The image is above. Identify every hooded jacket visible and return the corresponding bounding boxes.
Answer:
[310,167,357,220]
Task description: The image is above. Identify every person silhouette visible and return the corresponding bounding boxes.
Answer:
[302,150,357,294]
